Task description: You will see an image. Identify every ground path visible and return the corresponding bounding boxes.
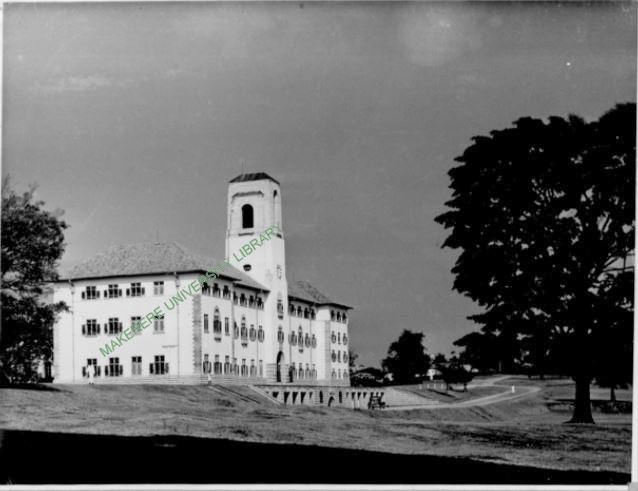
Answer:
[385,375,541,411]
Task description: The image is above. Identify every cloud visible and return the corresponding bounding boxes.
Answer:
[397,5,482,67]
[33,75,135,95]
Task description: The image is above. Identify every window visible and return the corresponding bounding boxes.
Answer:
[224,317,230,336]
[239,293,247,307]
[331,369,337,379]
[107,318,122,335]
[132,356,142,376]
[338,369,342,379]
[241,204,254,229]
[298,328,303,352]
[233,322,239,339]
[277,326,284,344]
[257,326,264,342]
[304,308,309,319]
[343,352,349,364]
[83,358,100,377]
[310,309,316,320]
[154,316,165,333]
[153,281,164,296]
[130,316,141,336]
[338,351,342,363]
[337,312,342,322]
[127,282,144,297]
[312,364,317,379]
[249,325,256,341]
[277,294,284,319]
[240,317,248,345]
[338,333,341,344]
[298,366,304,379]
[331,332,336,344]
[150,355,168,375]
[232,357,238,375]
[213,283,221,297]
[203,314,209,333]
[202,282,210,295]
[82,319,100,336]
[304,334,311,348]
[259,360,263,377]
[241,359,248,377]
[233,292,238,305]
[289,304,295,315]
[305,364,310,379]
[214,355,222,375]
[343,313,348,323]
[289,332,297,346]
[213,309,222,338]
[203,354,211,374]
[107,284,122,298]
[256,297,263,309]
[331,310,336,321]
[82,286,99,300]
[250,360,256,377]
[311,335,317,348]
[223,285,230,299]
[331,351,337,362]
[224,356,230,374]
[106,357,122,377]
[248,296,254,308]
[297,306,302,317]
[342,334,348,345]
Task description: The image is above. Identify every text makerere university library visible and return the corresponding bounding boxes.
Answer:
[53,173,352,387]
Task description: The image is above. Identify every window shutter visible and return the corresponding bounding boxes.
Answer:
[150,363,154,374]
[97,324,101,334]
[82,325,86,335]
[81,292,86,299]
[104,290,108,297]
[82,367,86,377]
[126,289,130,296]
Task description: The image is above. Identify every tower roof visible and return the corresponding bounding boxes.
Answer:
[229,172,280,185]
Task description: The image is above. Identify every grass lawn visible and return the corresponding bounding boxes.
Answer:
[0,379,631,476]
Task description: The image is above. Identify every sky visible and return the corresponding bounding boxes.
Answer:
[3,1,636,366]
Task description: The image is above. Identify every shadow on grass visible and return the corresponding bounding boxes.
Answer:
[0,383,63,392]
[0,429,629,485]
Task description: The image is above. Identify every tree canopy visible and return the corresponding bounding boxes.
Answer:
[1,180,68,383]
[381,329,431,384]
[436,103,635,423]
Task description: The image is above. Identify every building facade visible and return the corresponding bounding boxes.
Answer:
[52,173,351,386]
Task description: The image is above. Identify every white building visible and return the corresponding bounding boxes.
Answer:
[52,172,352,387]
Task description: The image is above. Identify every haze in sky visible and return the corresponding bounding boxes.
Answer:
[4,2,636,365]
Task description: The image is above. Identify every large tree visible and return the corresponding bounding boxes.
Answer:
[381,329,431,384]
[1,181,68,383]
[436,103,635,423]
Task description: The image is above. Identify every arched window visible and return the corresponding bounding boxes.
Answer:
[297,306,302,317]
[338,333,341,344]
[298,327,303,351]
[310,309,316,320]
[289,303,295,314]
[311,335,317,348]
[338,351,341,363]
[277,293,283,319]
[303,308,309,319]
[343,352,348,364]
[213,308,221,336]
[342,334,348,345]
[304,333,310,348]
[258,325,264,342]
[277,326,284,343]
[233,322,239,339]
[249,325,256,341]
[331,332,336,344]
[331,310,336,321]
[343,313,347,322]
[331,351,336,362]
[331,369,337,379]
[240,317,248,341]
[241,204,254,229]
[337,312,342,322]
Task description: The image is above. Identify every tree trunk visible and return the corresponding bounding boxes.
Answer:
[568,374,595,424]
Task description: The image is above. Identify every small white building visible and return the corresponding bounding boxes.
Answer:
[52,172,351,386]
